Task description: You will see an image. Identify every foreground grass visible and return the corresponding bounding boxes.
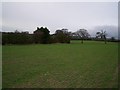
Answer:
[2,41,118,88]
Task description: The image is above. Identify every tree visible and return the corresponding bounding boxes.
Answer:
[55,29,70,43]
[110,37,115,42]
[96,30,107,44]
[33,27,50,44]
[42,27,50,44]
[2,30,31,45]
[74,29,90,43]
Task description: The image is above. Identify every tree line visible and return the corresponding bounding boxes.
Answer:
[2,27,71,45]
[2,26,118,45]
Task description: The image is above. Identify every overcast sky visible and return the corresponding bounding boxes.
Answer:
[1,2,118,37]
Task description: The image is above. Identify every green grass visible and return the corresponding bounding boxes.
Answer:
[2,41,118,88]
[0,45,2,89]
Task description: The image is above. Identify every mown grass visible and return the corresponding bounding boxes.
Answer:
[2,40,118,88]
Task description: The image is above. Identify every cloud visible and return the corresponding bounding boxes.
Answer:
[2,2,118,36]
[90,25,118,39]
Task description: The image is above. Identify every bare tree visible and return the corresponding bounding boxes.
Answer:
[74,29,90,43]
[96,30,107,44]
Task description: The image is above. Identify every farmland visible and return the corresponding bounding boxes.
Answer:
[2,41,118,88]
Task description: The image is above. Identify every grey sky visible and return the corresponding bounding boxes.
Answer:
[1,0,119,2]
[1,2,118,38]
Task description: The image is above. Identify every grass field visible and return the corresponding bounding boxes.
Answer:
[2,41,118,88]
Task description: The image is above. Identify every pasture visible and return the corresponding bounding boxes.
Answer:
[2,41,118,88]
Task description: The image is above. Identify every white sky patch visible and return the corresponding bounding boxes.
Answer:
[2,2,118,38]
[1,0,119,2]
[0,2,2,31]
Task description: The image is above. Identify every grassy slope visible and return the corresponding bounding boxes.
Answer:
[0,45,2,89]
[2,41,118,88]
